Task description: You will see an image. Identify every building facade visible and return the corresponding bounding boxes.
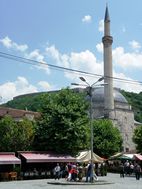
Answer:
[0,107,40,121]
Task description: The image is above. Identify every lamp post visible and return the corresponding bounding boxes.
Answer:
[72,76,104,183]
[80,77,104,182]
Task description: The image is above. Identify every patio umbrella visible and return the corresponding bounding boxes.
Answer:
[117,154,133,160]
[109,152,123,160]
[76,150,104,163]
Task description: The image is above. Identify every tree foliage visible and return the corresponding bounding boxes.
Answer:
[3,94,44,112]
[133,125,142,152]
[2,89,142,123]
[121,90,142,123]
[93,119,122,158]
[0,116,36,152]
[33,88,90,155]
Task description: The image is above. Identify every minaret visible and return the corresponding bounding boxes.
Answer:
[102,5,114,118]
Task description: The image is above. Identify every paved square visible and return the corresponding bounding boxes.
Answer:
[0,173,142,189]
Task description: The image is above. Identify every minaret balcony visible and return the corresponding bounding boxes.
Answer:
[102,36,113,45]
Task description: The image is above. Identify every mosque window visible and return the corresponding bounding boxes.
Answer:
[125,133,128,141]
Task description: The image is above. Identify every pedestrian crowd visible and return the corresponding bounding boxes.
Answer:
[53,162,107,182]
[119,160,141,180]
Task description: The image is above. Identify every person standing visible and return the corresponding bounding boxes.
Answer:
[119,163,125,178]
[70,165,78,181]
[124,160,130,175]
[54,163,61,180]
[135,163,141,180]
[86,162,92,182]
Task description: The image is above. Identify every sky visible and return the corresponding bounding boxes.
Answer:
[1,0,142,104]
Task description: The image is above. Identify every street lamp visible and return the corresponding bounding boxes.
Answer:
[71,76,105,183]
[80,77,104,183]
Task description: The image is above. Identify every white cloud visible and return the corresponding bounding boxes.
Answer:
[96,43,103,53]
[45,45,103,84]
[82,15,92,23]
[38,81,51,91]
[26,49,50,74]
[0,36,50,74]
[28,49,44,62]
[113,46,142,69]
[0,36,12,48]
[0,77,37,104]
[13,43,28,52]
[46,44,70,70]
[69,50,102,77]
[113,72,142,93]
[98,19,104,32]
[46,45,61,63]
[65,50,103,84]
[45,44,142,93]
[129,40,141,51]
[1,36,142,97]
[0,36,28,52]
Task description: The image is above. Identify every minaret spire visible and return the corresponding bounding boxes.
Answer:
[102,5,114,118]
[104,5,110,36]
[104,5,110,22]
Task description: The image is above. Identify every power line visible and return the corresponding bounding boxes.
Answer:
[0,51,142,85]
[0,51,101,78]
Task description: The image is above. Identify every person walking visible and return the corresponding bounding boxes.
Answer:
[85,162,92,182]
[134,163,141,180]
[54,163,61,180]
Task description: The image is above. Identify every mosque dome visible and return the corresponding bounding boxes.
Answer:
[91,87,128,103]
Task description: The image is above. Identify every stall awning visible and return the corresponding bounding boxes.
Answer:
[76,150,104,163]
[134,154,142,161]
[0,153,21,165]
[20,152,76,163]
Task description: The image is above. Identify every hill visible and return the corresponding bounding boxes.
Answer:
[1,92,44,112]
[1,90,142,123]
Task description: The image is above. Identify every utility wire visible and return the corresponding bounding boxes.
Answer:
[0,51,101,78]
[0,51,142,85]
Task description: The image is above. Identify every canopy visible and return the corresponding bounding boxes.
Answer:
[109,152,123,160]
[76,150,104,163]
[19,151,76,163]
[0,153,21,165]
[109,153,142,161]
[118,154,133,160]
[133,154,142,161]
[109,153,133,160]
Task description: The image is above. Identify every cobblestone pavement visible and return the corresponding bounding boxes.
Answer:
[0,173,142,189]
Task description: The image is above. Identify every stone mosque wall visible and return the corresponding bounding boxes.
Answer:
[113,109,136,152]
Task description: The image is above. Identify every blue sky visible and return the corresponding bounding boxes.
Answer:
[1,0,142,103]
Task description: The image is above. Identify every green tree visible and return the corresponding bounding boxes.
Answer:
[16,118,36,150]
[133,125,142,152]
[0,115,36,151]
[93,119,122,158]
[34,88,90,155]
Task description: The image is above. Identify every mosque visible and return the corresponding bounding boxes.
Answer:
[81,6,140,152]
[74,6,141,153]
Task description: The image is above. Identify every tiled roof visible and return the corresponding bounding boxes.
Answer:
[0,107,40,119]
